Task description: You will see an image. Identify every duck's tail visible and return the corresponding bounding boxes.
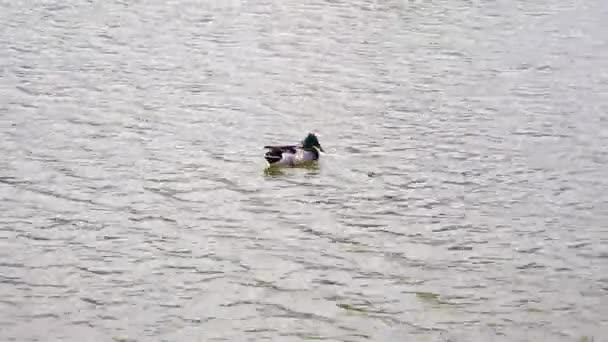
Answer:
[264,151,282,164]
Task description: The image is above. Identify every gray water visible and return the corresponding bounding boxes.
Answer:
[1,0,607,341]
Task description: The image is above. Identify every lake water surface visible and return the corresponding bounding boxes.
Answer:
[1,0,607,341]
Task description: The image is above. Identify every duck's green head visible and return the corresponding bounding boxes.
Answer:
[302,133,324,152]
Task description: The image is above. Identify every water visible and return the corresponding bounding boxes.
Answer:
[1,0,607,341]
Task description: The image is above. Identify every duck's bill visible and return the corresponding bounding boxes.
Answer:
[315,146,326,153]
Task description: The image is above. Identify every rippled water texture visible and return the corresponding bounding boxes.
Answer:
[1,0,607,341]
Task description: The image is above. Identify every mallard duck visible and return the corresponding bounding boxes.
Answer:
[264,133,325,167]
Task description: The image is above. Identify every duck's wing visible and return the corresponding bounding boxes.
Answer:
[264,145,299,165]
[263,145,298,154]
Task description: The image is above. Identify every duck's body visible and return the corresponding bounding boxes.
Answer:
[263,145,320,167]
[264,133,324,167]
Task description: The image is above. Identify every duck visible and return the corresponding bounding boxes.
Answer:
[264,133,325,167]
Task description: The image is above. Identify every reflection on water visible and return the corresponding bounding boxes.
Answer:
[264,162,321,177]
